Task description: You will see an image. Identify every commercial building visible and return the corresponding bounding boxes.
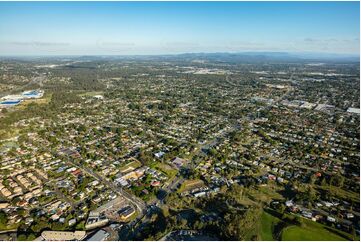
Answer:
[86,229,109,241]
[40,231,86,241]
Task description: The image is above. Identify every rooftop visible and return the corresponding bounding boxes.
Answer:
[41,231,86,241]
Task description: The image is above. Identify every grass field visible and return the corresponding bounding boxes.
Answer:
[152,163,177,178]
[178,179,204,193]
[282,226,347,241]
[78,91,104,97]
[258,210,355,241]
[0,140,19,152]
[119,159,142,173]
[281,217,351,241]
[259,211,281,241]
[16,93,52,110]
[246,184,284,203]
[17,98,50,109]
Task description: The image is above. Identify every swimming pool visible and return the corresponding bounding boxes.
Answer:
[23,90,39,96]
[0,100,21,105]
[23,90,43,98]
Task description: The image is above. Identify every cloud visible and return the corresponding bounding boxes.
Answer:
[3,41,71,53]
[97,41,135,47]
[9,41,69,46]
[304,38,336,43]
[227,40,264,47]
[96,39,136,53]
[163,41,199,47]
[160,41,200,52]
[33,41,70,46]
[326,38,338,42]
[304,38,315,42]
[304,38,358,44]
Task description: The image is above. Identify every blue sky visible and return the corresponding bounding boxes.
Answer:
[0,1,359,55]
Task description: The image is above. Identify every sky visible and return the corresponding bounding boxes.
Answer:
[0,1,359,56]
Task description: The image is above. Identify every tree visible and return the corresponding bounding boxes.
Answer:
[180,218,187,228]
[351,226,357,241]
[251,234,260,241]
[17,234,27,241]
[27,233,36,241]
[321,178,327,186]
[306,186,317,202]
[0,211,8,225]
[209,148,217,156]
[309,174,317,185]
[330,175,344,188]
[221,206,262,240]
[295,216,305,228]
[16,208,26,216]
[278,204,286,214]
[161,206,169,217]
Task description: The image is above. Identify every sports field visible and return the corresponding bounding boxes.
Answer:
[281,217,351,241]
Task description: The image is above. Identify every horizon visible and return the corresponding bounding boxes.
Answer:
[0,1,360,56]
[0,51,359,60]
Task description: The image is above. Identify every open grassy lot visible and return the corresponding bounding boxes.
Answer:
[0,222,20,232]
[178,179,204,193]
[17,94,52,110]
[78,91,104,97]
[281,217,352,241]
[0,140,19,153]
[18,98,48,107]
[246,183,284,203]
[282,225,346,241]
[259,211,281,241]
[257,209,356,241]
[152,163,177,178]
[119,158,142,173]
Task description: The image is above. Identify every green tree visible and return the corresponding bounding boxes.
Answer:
[0,211,8,225]
[17,234,27,241]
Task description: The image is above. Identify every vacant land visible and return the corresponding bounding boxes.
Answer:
[281,218,351,241]
[259,211,281,241]
[119,159,142,173]
[178,179,204,193]
[246,184,284,203]
[17,93,52,110]
[152,163,177,178]
[78,91,104,97]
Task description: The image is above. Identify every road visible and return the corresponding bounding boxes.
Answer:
[50,183,76,208]
[65,159,146,216]
[195,123,240,159]
[84,165,145,212]
[117,123,242,239]
[32,168,77,209]
[118,204,161,240]
[102,226,119,241]
[116,127,235,239]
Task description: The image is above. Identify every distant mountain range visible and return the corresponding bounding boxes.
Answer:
[171,52,360,62]
[1,52,359,63]
[69,52,361,63]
